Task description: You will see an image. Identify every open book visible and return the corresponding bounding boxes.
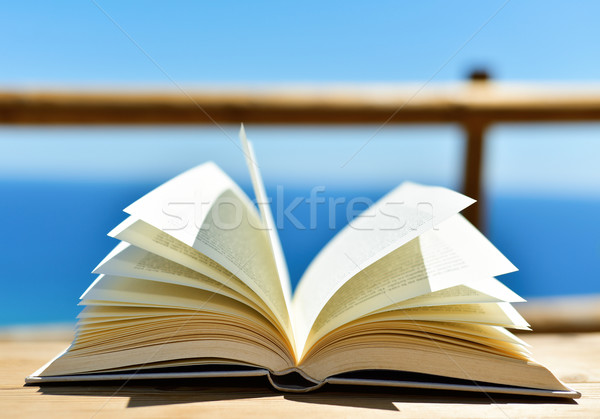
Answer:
[27,127,579,398]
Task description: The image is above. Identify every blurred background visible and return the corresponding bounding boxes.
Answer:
[1,1,599,328]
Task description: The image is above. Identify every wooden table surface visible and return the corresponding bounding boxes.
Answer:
[1,331,599,418]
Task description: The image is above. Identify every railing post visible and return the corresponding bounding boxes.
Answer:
[462,118,487,230]
[461,69,491,230]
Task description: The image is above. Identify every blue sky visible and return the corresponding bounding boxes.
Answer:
[1,1,600,196]
[3,1,600,83]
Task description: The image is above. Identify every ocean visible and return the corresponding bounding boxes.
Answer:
[2,179,599,325]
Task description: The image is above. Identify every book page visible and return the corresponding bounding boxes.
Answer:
[109,218,250,296]
[292,183,475,354]
[307,279,524,351]
[191,190,291,331]
[117,163,292,335]
[239,126,293,342]
[424,214,517,290]
[92,241,275,321]
[300,325,564,391]
[49,274,295,376]
[304,317,532,364]
[357,302,530,329]
[81,275,269,323]
[239,125,292,304]
[299,213,520,355]
[373,278,524,312]
[94,241,249,297]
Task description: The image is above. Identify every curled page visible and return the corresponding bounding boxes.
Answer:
[292,182,475,355]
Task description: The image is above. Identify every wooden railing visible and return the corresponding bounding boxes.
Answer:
[3,76,600,227]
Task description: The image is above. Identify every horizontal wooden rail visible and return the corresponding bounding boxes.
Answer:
[3,83,600,125]
[3,81,600,227]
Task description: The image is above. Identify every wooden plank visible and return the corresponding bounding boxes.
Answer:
[2,83,600,125]
[516,294,600,333]
[0,332,598,418]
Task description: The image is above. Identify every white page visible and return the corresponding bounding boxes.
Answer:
[239,125,292,307]
[292,182,475,354]
[305,278,525,353]
[106,217,286,335]
[93,242,239,295]
[352,302,530,330]
[108,217,248,293]
[80,275,271,326]
[298,213,520,354]
[124,162,234,241]
[364,279,524,316]
[119,162,291,334]
[424,214,516,290]
[92,242,271,317]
